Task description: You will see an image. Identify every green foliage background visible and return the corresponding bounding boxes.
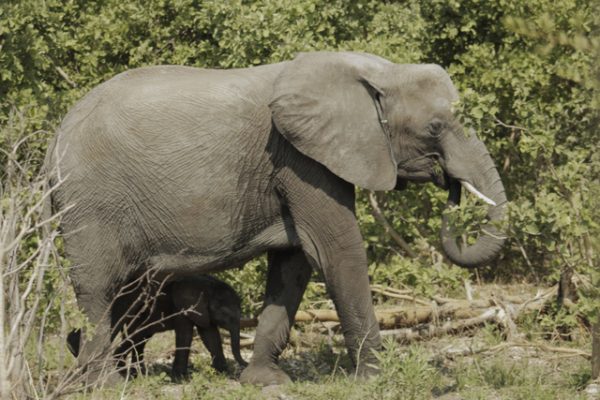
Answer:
[1,0,598,319]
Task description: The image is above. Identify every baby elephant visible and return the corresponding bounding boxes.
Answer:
[68,275,247,378]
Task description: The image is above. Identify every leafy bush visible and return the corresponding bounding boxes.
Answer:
[369,255,469,298]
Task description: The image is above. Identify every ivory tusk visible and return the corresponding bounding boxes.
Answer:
[460,181,497,206]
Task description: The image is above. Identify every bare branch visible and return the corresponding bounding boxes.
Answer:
[370,286,431,306]
[368,191,417,258]
[55,66,78,88]
[494,117,527,131]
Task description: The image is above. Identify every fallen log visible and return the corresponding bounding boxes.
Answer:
[241,302,497,330]
[313,282,426,305]
[380,307,506,342]
[239,286,558,335]
[240,309,343,329]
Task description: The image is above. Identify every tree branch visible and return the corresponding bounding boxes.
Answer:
[368,191,417,258]
[55,67,77,88]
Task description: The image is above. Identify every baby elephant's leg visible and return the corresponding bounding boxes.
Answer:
[198,325,227,372]
[172,315,194,380]
[114,332,147,377]
[130,339,148,376]
[114,337,133,374]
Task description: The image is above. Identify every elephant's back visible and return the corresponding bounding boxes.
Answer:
[51,63,286,258]
[56,63,284,153]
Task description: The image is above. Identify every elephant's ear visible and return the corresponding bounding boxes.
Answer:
[270,52,397,191]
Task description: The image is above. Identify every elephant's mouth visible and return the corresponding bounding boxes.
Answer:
[432,170,450,190]
[397,153,447,188]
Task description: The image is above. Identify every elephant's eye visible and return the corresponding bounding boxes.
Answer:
[427,120,443,137]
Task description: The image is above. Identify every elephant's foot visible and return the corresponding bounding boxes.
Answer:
[353,361,380,380]
[82,363,125,389]
[104,369,127,386]
[239,362,291,386]
[212,358,229,373]
[125,363,147,379]
[171,366,191,382]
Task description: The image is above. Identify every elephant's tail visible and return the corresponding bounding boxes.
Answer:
[40,133,65,235]
[41,136,55,232]
[230,326,247,367]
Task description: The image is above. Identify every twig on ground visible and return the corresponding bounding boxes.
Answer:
[491,298,520,340]
[464,279,474,302]
[370,286,431,306]
[442,339,591,360]
[515,340,591,359]
[370,284,412,295]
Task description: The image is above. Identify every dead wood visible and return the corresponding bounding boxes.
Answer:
[241,302,499,330]
[240,286,558,331]
[441,339,591,360]
[519,340,591,359]
[369,284,412,295]
[380,307,506,342]
[370,286,431,306]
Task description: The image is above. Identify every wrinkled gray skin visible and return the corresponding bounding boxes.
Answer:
[67,276,247,379]
[46,51,506,386]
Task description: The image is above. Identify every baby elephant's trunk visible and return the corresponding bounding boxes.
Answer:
[229,326,247,367]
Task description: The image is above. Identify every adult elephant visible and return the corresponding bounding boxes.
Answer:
[46,51,506,386]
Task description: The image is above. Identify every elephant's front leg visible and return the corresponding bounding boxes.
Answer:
[172,315,194,380]
[277,172,381,378]
[302,229,380,377]
[318,245,381,376]
[239,249,312,385]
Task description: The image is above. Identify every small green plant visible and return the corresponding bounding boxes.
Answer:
[369,255,470,298]
[371,340,440,400]
[480,323,505,346]
[538,303,581,340]
[568,366,592,391]
[479,359,525,389]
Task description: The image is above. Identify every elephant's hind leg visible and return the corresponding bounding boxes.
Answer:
[71,281,120,385]
[239,249,312,386]
[198,324,228,373]
[66,227,132,386]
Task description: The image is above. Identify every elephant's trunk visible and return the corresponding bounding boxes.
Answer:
[440,136,507,268]
[229,326,247,367]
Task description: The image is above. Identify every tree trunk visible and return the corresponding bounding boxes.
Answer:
[592,321,600,379]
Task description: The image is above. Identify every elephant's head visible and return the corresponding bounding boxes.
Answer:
[270,52,507,268]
